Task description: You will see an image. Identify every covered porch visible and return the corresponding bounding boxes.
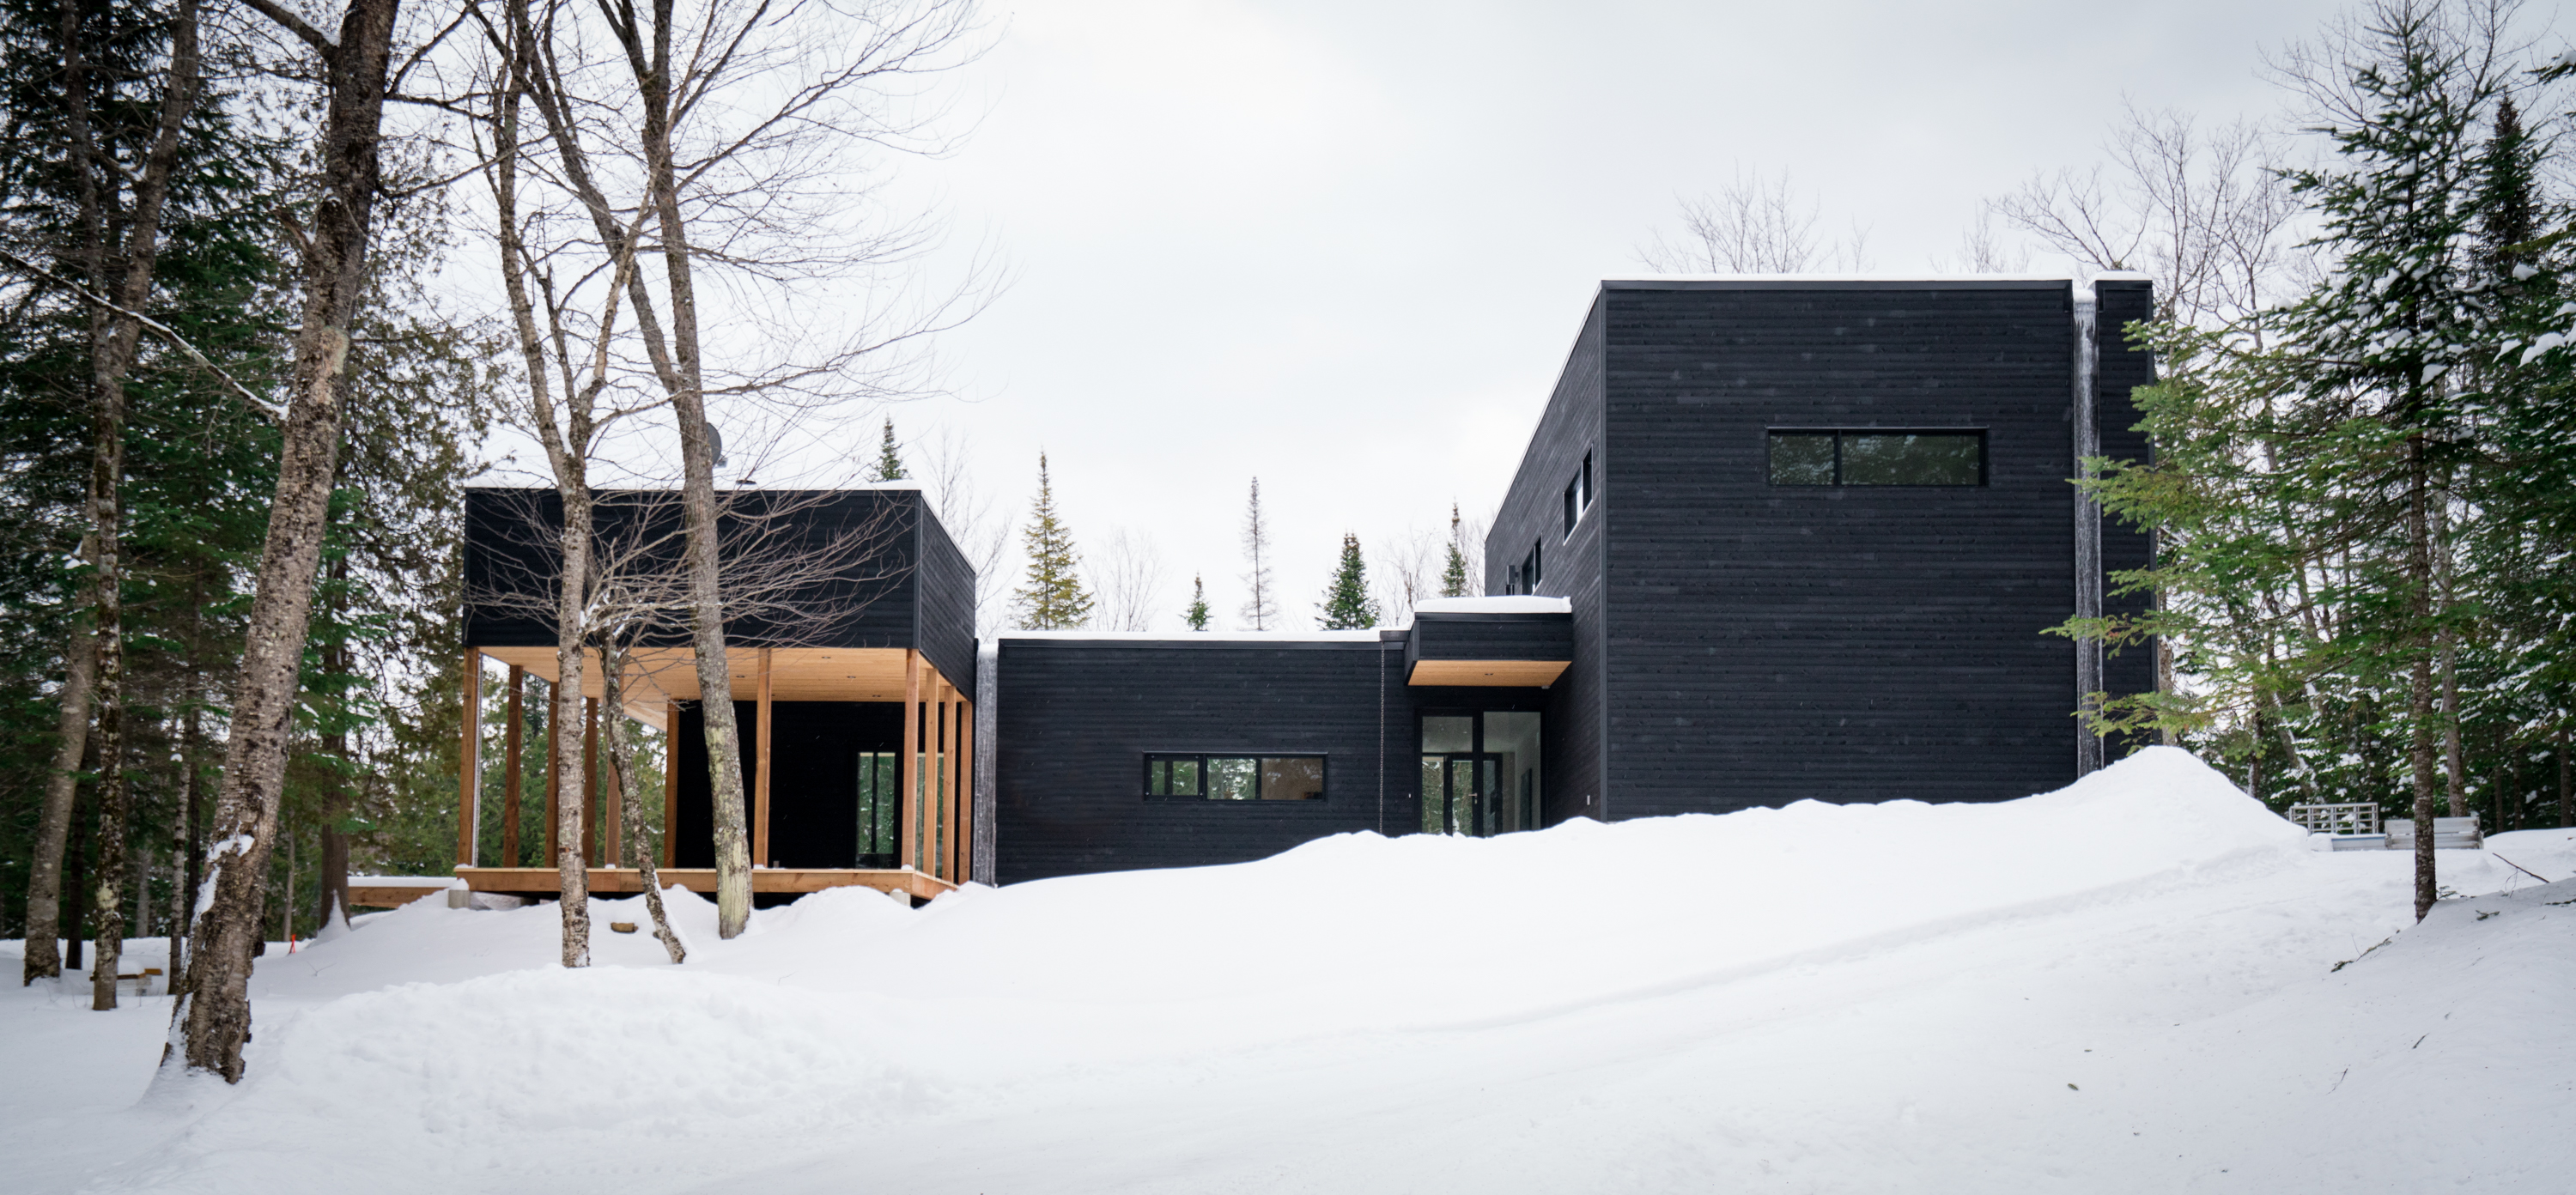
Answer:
[453,644,977,898]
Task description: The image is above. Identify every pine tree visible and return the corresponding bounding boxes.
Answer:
[1183,574,1211,630]
[1239,477,1277,630]
[1439,503,1469,598]
[867,417,907,482]
[1012,453,1092,629]
[1317,533,1379,629]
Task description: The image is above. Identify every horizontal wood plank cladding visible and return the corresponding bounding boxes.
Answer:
[464,488,936,652]
[1485,295,1609,823]
[1405,612,1575,666]
[1601,283,2086,816]
[993,638,1414,883]
[2093,278,2159,714]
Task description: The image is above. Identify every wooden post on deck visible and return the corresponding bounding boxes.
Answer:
[663,700,679,868]
[943,680,963,876]
[501,665,524,866]
[900,650,920,870]
[755,647,774,868]
[583,698,600,866]
[544,694,561,864]
[603,702,623,867]
[938,675,958,881]
[458,652,482,866]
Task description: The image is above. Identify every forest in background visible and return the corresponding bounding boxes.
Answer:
[3,0,2574,958]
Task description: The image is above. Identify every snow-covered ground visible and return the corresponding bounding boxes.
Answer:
[7,747,2572,1194]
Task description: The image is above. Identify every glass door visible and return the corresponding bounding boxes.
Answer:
[1419,712,1541,836]
[855,751,898,867]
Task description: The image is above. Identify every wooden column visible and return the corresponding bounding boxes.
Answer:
[583,698,600,866]
[663,700,679,868]
[457,652,481,866]
[501,665,525,866]
[603,707,623,867]
[944,684,963,882]
[900,651,920,870]
[754,648,774,868]
[544,692,561,864]
[932,681,951,880]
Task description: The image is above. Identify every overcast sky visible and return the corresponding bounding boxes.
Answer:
[789,0,2430,631]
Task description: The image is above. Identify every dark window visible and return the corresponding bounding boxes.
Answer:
[1522,540,1541,589]
[1562,451,1594,537]
[1145,754,1324,800]
[1768,430,1984,487]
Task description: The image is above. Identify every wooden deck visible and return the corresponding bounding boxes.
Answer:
[453,866,957,901]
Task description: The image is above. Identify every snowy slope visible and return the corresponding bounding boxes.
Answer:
[5,747,2571,1193]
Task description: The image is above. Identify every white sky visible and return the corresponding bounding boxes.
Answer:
[716,0,2379,630]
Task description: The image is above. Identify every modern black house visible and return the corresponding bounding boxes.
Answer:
[456,274,2155,894]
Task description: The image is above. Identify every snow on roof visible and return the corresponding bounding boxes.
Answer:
[1411,596,1572,615]
[992,628,1387,644]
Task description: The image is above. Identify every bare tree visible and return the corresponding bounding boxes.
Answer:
[1239,477,1276,630]
[169,0,416,1085]
[1639,167,1872,274]
[1930,209,2033,274]
[916,428,1012,635]
[1990,103,2311,330]
[1091,529,1167,632]
[1373,524,1443,626]
[469,0,985,938]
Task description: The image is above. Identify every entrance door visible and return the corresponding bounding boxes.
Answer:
[1419,711,1541,836]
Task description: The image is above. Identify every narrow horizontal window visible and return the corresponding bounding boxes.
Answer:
[1145,754,1324,801]
[1768,429,1984,487]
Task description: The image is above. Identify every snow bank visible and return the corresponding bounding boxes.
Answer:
[24,748,2576,1194]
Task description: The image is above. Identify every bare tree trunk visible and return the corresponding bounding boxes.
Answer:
[173,639,204,989]
[313,560,352,934]
[552,492,593,969]
[2405,434,2439,923]
[2433,487,2464,818]
[21,579,95,984]
[604,646,683,963]
[2560,723,2570,829]
[64,785,89,974]
[171,0,399,1083]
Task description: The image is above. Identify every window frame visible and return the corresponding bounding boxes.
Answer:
[1562,450,1595,539]
[1142,752,1328,802]
[1765,428,1988,488]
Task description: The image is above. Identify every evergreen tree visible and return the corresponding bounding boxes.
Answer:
[1239,477,1276,629]
[867,417,907,482]
[1183,574,1211,631]
[1317,533,1379,629]
[1439,502,1469,598]
[1012,453,1092,629]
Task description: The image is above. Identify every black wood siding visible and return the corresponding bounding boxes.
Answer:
[2093,277,2159,715]
[1591,280,2085,815]
[464,487,968,655]
[1484,295,1609,823]
[670,699,904,868]
[993,638,1416,883]
[1405,612,1576,668]
[914,505,979,701]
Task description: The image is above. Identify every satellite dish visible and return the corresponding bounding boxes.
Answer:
[706,422,727,468]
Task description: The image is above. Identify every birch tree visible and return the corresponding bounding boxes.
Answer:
[471,0,982,939]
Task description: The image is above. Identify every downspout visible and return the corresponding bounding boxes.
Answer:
[2072,281,2105,777]
[973,638,997,883]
